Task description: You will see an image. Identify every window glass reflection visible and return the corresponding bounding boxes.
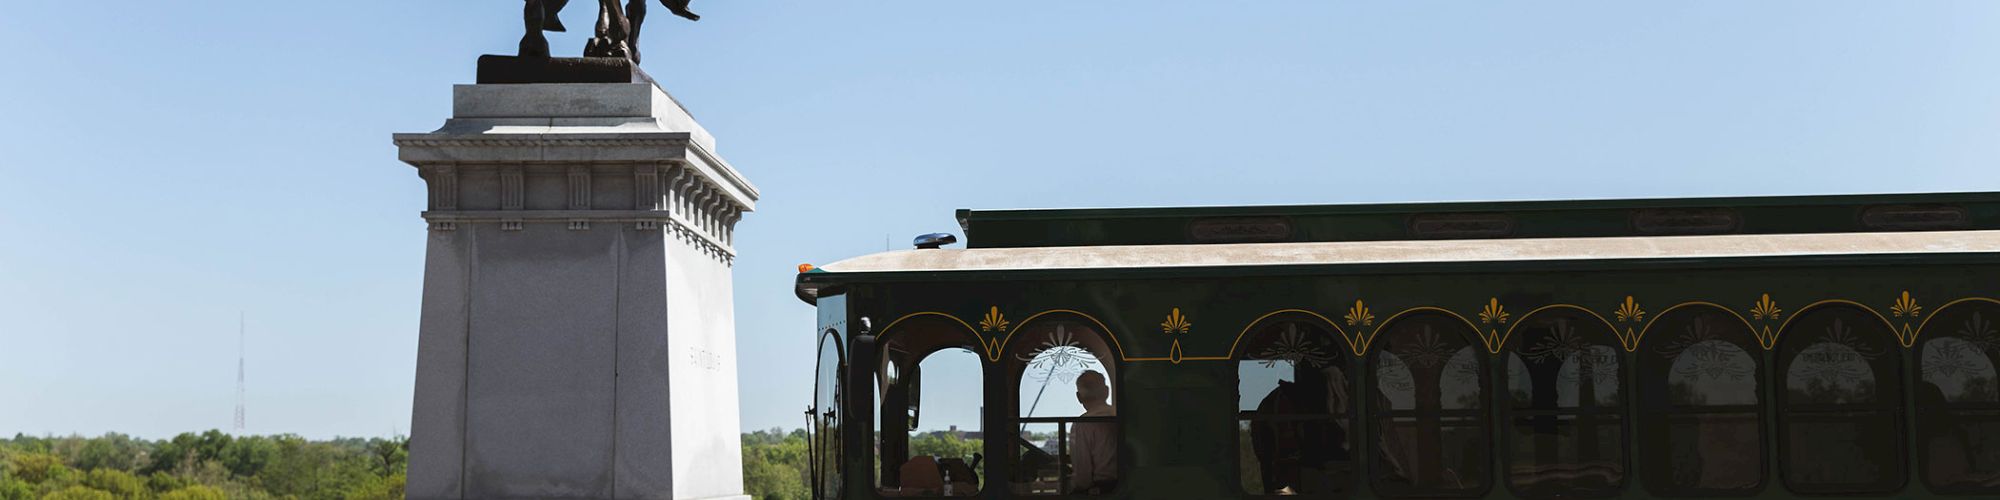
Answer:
[1236,321,1351,496]
[1666,339,1757,406]
[1369,316,1490,497]
[1502,314,1625,497]
[814,332,844,498]
[1638,309,1763,496]
[1917,306,2000,493]
[1778,306,1904,494]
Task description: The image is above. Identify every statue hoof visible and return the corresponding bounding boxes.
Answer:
[520,35,552,59]
[584,37,631,59]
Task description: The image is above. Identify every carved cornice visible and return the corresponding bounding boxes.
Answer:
[395,125,751,266]
[422,210,736,261]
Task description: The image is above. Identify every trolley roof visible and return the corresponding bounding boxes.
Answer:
[797,192,2000,302]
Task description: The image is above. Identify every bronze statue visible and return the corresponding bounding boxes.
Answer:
[521,0,699,63]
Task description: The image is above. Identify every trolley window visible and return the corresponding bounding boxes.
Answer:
[1008,318,1121,496]
[1500,310,1627,497]
[1776,306,1905,494]
[1637,306,1765,496]
[873,316,986,498]
[1369,313,1491,497]
[1916,301,2000,493]
[1236,319,1354,497]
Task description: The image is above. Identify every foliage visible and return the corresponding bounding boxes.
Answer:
[4,453,67,484]
[157,485,225,500]
[0,432,405,500]
[742,428,810,500]
[0,482,28,500]
[0,429,819,500]
[40,486,112,500]
[80,469,144,498]
[909,433,981,462]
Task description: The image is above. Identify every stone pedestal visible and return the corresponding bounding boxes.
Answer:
[394,81,756,500]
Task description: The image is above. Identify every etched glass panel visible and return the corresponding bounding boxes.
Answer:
[1638,307,1765,496]
[1369,314,1490,497]
[1010,320,1118,496]
[1237,321,1352,496]
[1503,313,1626,497]
[1777,306,1904,494]
[1917,306,2000,493]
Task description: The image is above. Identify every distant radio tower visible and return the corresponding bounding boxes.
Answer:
[234,312,246,433]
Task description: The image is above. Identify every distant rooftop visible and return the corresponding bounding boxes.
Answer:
[955,192,2000,249]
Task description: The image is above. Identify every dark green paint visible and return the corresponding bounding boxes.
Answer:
[804,192,2000,499]
[957,191,2000,249]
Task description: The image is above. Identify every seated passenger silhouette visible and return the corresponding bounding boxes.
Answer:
[893,455,944,497]
[1251,366,1348,494]
[1070,370,1119,494]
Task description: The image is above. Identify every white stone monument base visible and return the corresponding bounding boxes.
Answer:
[395,81,757,500]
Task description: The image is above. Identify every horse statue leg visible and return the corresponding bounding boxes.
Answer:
[627,1,698,65]
[625,0,649,64]
[521,0,551,59]
[586,0,633,59]
[519,0,570,59]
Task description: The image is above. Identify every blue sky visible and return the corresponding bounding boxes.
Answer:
[2,1,1999,439]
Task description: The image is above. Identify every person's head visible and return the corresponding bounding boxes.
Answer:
[1075,370,1110,408]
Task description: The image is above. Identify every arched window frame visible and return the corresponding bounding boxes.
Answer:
[1634,305,1768,496]
[1001,312,1124,497]
[1365,311,1493,498]
[1913,299,2000,494]
[1495,308,1630,498]
[1774,303,1907,495]
[814,327,847,500]
[872,314,989,498]
[1231,313,1358,497]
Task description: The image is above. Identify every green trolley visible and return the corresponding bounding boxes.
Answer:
[796,192,2000,499]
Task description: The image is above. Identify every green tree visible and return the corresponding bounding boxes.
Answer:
[79,469,144,499]
[363,438,407,477]
[337,471,404,500]
[149,431,237,477]
[38,486,113,500]
[217,437,274,479]
[909,433,981,462]
[70,435,141,474]
[0,477,31,500]
[739,429,813,500]
[5,454,66,485]
[7,435,51,455]
[155,485,224,500]
[252,435,376,500]
[144,472,188,494]
[741,446,808,500]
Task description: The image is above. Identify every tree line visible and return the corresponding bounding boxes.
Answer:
[0,431,405,500]
[0,428,916,499]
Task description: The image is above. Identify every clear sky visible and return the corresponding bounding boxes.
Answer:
[3,1,1999,440]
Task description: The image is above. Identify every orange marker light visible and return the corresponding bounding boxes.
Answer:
[797,263,816,273]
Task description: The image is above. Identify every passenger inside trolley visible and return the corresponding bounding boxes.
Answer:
[1069,370,1118,495]
[1011,320,1121,496]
